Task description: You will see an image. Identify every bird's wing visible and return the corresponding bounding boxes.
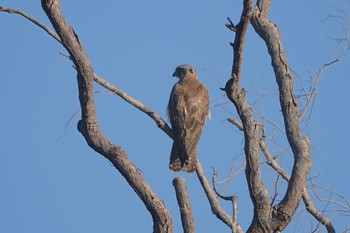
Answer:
[168,80,209,159]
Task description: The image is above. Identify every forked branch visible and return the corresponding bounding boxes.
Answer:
[212,169,240,233]
[228,117,336,232]
[0,6,172,139]
[223,0,272,231]
[195,161,243,233]
[251,0,312,230]
[40,0,172,232]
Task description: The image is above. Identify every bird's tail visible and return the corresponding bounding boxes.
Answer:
[182,147,197,173]
[169,142,197,173]
[169,142,182,172]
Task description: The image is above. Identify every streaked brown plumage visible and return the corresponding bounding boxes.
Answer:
[168,65,209,172]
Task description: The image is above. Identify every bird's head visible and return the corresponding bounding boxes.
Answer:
[172,64,197,79]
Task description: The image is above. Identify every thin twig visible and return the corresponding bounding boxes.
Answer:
[212,168,240,233]
[227,117,336,232]
[260,137,336,233]
[92,73,173,138]
[225,17,237,32]
[298,59,338,121]
[270,175,280,206]
[310,181,350,212]
[195,161,243,233]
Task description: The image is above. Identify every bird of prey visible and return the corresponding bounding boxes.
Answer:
[168,64,209,173]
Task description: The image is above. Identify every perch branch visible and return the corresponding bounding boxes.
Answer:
[40,0,172,232]
[92,73,173,138]
[0,5,172,139]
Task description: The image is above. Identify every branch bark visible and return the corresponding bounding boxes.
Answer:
[0,6,173,139]
[40,1,172,232]
[212,170,240,233]
[224,0,272,231]
[0,6,61,43]
[228,117,336,232]
[172,177,195,233]
[1,1,331,232]
[195,161,244,232]
[260,138,335,233]
[250,0,312,231]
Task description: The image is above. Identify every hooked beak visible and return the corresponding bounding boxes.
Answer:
[172,69,178,77]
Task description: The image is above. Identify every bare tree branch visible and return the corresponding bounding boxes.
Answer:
[310,181,350,212]
[270,175,281,206]
[251,0,312,231]
[172,177,195,233]
[260,138,335,233]
[3,1,347,233]
[196,161,243,231]
[303,187,336,233]
[213,161,245,188]
[223,0,273,231]
[0,6,173,139]
[298,59,338,121]
[40,1,172,232]
[0,6,61,43]
[228,115,335,232]
[228,118,244,131]
[212,169,240,233]
[92,73,173,138]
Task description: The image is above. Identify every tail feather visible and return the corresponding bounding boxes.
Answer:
[169,142,182,172]
[182,148,197,173]
[169,141,197,173]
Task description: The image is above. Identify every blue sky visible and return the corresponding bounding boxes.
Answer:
[1,0,349,232]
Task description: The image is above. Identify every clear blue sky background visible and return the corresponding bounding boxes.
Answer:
[1,1,349,232]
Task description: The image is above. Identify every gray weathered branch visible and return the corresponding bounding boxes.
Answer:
[223,0,272,231]
[212,170,241,233]
[250,0,312,231]
[260,138,335,233]
[0,6,172,139]
[172,177,195,233]
[228,117,336,232]
[196,161,235,229]
[40,1,172,232]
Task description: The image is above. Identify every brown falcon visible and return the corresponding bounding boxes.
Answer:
[168,64,209,172]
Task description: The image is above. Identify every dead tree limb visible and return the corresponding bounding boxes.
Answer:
[40,0,172,232]
[196,161,245,232]
[260,138,335,233]
[212,169,240,233]
[251,0,312,231]
[228,117,336,232]
[92,73,173,138]
[0,6,173,139]
[223,0,272,231]
[172,177,195,233]
[0,6,61,43]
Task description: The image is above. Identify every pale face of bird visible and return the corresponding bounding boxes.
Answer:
[172,64,197,79]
